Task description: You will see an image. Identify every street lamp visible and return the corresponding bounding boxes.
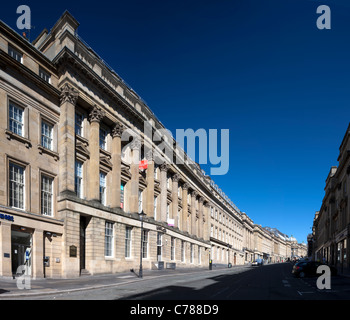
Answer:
[139,210,146,278]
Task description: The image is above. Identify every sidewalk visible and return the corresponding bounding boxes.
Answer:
[0,264,242,299]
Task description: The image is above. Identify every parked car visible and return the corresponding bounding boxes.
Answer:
[292,260,337,278]
[252,258,263,266]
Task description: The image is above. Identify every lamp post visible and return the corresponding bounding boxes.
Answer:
[139,210,146,278]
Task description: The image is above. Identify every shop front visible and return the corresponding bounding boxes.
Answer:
[0,210,63,279]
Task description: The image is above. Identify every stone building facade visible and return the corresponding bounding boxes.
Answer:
[312,124,350,274]
[0,12,304,279]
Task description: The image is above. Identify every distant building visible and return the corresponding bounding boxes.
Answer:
[312,124,350,274]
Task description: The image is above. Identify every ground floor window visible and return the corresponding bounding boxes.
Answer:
[142,230,148,258]
[105,222,113,257]
[125,226,132,258]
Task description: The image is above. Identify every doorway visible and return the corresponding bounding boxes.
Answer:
[11,230,32,277]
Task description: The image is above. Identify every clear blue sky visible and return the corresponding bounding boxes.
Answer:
[2,0,350,244]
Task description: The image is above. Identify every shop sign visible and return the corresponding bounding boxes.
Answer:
[0,213,14,222]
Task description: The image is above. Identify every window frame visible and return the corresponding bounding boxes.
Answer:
[125,226,132,258]
[39,67,51,83]
[8,45,23,63]
[40,174,54,216]
[105,221,114,257]
[9,161,25,210]
[41,120,54,151]
[75,160,83,198]
[9,101,24,137]
[99,171,107,205]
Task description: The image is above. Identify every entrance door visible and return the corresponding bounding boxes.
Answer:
[80,216,86,272]
[11,230,32,276]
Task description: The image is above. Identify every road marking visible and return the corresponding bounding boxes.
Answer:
[297,291,314,296]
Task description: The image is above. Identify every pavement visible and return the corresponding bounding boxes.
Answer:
[0,263,235,299]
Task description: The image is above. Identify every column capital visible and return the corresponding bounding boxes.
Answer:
[112,121,124,138]
[145,149,154,161]
[159,162,170,172]
[130,138,141,150]
[89,105,105,123]
[60,83,78,105]
[182,182,190,190]
[172,173,180,183]
[191,190,198,198]
[198,196,204,203]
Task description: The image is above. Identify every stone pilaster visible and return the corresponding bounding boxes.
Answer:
[203,202,210,241]
[110,122,124,208]
[145,150,155,217]
[198,197,204,239]
[160,162,169,222]
[130,138,141,213]
[191,190,198,236]
[172,174,180,228]
[182,183,189,232]
[58,83,78,194]
[88,105,105,201]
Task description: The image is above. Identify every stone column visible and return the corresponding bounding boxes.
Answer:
[203,202,210,241]
[191,190,198,236]
[198,197,204,239]
[129,138,141,213]
[58,83,78,194]
[160,162,169,222]
[110,122,124,208]
[145,150,155,217]
[172,174,180,228]
[88,105,105,201]
[182,183,189,232]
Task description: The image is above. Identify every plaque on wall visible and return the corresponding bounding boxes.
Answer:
[69,245,77,257]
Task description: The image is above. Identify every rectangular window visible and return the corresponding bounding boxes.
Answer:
[99,127,108,150]
[120,182,125,209]
[75,112,84,136]
[166,204,170,221]
[9,162,25,209]
[125,226,132,258]
[8,45,22,63]
[41,121,53,150]
[75,160,83,198]
[105,222,113,257]
[142,230,148,259]
[154,196,157,219]
[41,175,53,216]
[190,244,194,263]
[138,189,143,213]
[9,102,24,136]
[198,246,201,265]
[39,67,51,83]
[100,172,106,205]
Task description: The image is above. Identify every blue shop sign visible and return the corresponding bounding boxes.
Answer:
[0,213,14,222]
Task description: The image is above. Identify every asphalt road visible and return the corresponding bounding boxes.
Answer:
[10,262,350,301]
